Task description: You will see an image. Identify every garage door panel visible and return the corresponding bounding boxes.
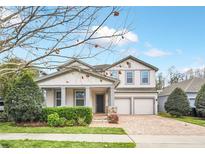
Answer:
[134,98,154,115]
[115,98,131,115]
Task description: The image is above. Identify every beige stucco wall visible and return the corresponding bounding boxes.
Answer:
[38,70,113,87]
[45,88,55,107]
[44,87,109,113]
[106,59,156,88]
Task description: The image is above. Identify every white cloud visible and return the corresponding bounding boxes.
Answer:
[90,26,139,46]
[0,7,22,27]
[119,48,141,57]
[144,48,172,57]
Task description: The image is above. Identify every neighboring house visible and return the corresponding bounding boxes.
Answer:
[36,55,158,115]
[158,77,205,112]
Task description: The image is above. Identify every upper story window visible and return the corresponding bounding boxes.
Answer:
[55,90,61,106]
[126,71,134,84]
[75,90,85,106]
[111,70,118,79]
[141,70,150,84]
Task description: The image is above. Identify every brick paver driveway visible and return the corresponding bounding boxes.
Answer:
[120,115,205,135]
[91,115,205,135]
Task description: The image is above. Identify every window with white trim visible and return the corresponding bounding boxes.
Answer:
[75,90,85,106]
[126,71,134,84]
[111,70,118,79]
[141,70,150,84]
[55,90,61,106]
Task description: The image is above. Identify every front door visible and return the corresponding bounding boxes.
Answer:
[96,94,104,113]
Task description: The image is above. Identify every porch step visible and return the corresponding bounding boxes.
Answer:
[92,119,108,122]
[93,114,108,122]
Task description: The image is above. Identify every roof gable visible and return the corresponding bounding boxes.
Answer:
[105,55,158,71]
[159,78,205,96]
[36,67,119,87]
[58,59,94,70]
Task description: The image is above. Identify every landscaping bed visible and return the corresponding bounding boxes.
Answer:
[159,112,205,127]
[0,139,136,148]
[0,122,126,134]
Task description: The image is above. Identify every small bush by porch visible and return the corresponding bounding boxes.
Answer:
[41,106,93,125]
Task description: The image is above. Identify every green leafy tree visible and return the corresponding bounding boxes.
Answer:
[165,88,190,117]
[0,58,40,98]
[4,73,44,122]
[195,84,205,117]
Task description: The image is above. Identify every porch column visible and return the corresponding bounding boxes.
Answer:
[61,87,66,106]
[85,87,91,107]
[109,86,115,106]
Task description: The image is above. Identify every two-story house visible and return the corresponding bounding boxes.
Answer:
[36,55,158,115]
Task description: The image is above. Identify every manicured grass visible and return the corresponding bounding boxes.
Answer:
[0,139,136,148]
[158,112,205,127]
[0,122,126,134]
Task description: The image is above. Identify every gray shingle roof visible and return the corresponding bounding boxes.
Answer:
[93,64,111,71]
[105,55,159,71]
[159,77,205,96]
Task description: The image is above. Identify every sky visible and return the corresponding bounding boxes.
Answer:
[2,6,205,76]
[82,6,205,76]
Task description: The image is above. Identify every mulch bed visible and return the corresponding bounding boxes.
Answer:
[16,121,47,127]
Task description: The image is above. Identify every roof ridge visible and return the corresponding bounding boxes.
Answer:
[184,78,195,92]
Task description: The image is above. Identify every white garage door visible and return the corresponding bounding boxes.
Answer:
[134,98,154,115]
[115,98,131,115]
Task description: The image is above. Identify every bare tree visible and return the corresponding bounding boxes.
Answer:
[0,6,130,75]
[167,66,184,84]
[156,72,165,90]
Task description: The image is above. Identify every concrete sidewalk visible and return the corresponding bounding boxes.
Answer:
[0,133,133,143]
[130,135,205,148]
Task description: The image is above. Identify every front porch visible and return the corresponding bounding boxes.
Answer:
[41,86,115,113]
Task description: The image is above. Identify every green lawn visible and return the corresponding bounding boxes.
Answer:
[0,122,126,134]
[158,112,205,127]
[0,139,136,148]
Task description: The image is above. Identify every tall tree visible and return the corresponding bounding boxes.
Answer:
[167,66,184,84]
[156,72,165,90]
[0,6,129,72]
[0,57,39,98]
[195,84,205,117]
[4,73,44,122]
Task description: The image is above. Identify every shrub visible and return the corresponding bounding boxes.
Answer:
[65,119,76,126]
[165,88,190,117]
[107,114,119,124]
[0,112,8,122]
[77,117,87,126]
[41,107,93,125]
[58,117,67,127]
[47,113,67,127]
[195,84,205,117]
[47,113,60,127]
[4,73,44,122]
[190,107,197,117]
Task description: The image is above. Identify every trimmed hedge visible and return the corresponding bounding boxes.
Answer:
[41,107,93,124]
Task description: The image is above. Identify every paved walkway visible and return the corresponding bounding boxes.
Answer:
[130,135,205,148]
[0,133,133,143]
[91,115,205,135]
